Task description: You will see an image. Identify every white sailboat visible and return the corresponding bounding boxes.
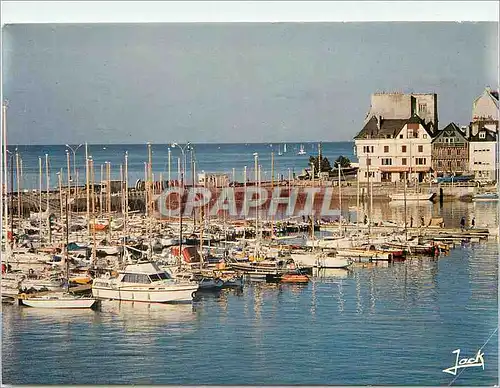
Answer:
[297,144,306,155]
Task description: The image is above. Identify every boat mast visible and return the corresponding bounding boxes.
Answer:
[311,163,315,241]
[66,150,71,226]
[338,163,342,237]
[356,166,360,229]
[45,154,51,243]
[2,103,8,250]
[85,143,90,237]
[16,150,20,222]
[243,165,247,240]
[65,174,70,293]
[124,151,129,256]
[90,157,97,268]
[107,161,111,241]
[271,151,274,239]
[58,169,63,223]
[39,157,42,243]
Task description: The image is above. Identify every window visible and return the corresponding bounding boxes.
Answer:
[450,138,454,143]
[415,158,426,165]
[479,132,486,139]
[402,158,407,165]
[438,161,442,168]
[367,158,371,166]
[423,134,427,139]
[418,145,423,152]
[384,146,389,153]
[448,149,452,156]
[402,145,407,153]
[382,158,392,165]
[364,172,375,178]
[418,103,427,114]
[363,146,374,153]
[400,134,403,139]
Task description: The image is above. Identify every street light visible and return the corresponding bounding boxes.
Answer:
[171,142,192,268]
[65,143,83,203]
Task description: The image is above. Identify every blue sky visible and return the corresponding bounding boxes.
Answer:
[2,22,498,144]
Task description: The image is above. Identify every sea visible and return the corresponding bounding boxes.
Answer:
[5,142,355,191]
[1,142,499,385]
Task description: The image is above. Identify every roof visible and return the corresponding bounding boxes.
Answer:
[354,116,409,140]
[431,122,468,143]
[469,129,497,142]
[354,113,434,140]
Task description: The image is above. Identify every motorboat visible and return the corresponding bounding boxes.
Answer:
[280,273,310,283]
[472,192,498,201]
[291,252,353,269]
[92,261,199,303]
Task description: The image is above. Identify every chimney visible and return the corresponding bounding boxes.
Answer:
[411,96,417,116]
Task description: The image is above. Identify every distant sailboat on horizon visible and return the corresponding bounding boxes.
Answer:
[297,144,306,156]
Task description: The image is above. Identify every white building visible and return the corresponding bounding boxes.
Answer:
[364,92,439,134]
[472,87,499,124]
[198,172,230,188]
[354,114,434,183]
[469,128,497,182]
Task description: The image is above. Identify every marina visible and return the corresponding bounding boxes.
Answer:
[2,16,498,386]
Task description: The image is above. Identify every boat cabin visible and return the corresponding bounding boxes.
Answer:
[118,262,172,284]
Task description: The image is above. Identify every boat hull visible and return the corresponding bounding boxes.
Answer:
[92,285,198,303]
[389,193,435,201]
[21,297,97,309]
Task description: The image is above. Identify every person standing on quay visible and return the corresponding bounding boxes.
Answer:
[460,216,466,231]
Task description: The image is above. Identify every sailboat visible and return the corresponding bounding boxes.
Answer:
[283,144,287,154]
[277,144,283,156]
[297,144,306,156]
[21,183,97,309]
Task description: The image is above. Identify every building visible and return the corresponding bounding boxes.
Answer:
[431,123,469,176]
[469,126,497,182]
[472,87,499,124]
[354,113,434,183]
[198,172,230,188]
[363,92,439,134]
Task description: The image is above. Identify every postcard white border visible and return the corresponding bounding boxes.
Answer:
[1,1,499,24]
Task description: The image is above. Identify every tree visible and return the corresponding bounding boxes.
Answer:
[333,155,351,169]
[308,156,332,173]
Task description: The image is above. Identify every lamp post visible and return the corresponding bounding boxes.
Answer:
[171,142,192,268]
[65,143,83,207]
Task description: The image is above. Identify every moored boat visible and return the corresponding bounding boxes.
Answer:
[280,273,310,283]
[92,261,199,303]
[20,293,97,309]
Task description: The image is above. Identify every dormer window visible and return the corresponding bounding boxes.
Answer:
[479,132,486,139]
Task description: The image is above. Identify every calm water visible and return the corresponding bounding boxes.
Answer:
[2,240,498,385]
[6,142,355,190]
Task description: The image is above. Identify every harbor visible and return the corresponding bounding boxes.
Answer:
[2,14,499,387]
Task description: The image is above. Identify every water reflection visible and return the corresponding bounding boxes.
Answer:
[98,300,195,333]
[362,200,498,229]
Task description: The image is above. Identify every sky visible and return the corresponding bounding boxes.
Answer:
[2,22,498,145]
